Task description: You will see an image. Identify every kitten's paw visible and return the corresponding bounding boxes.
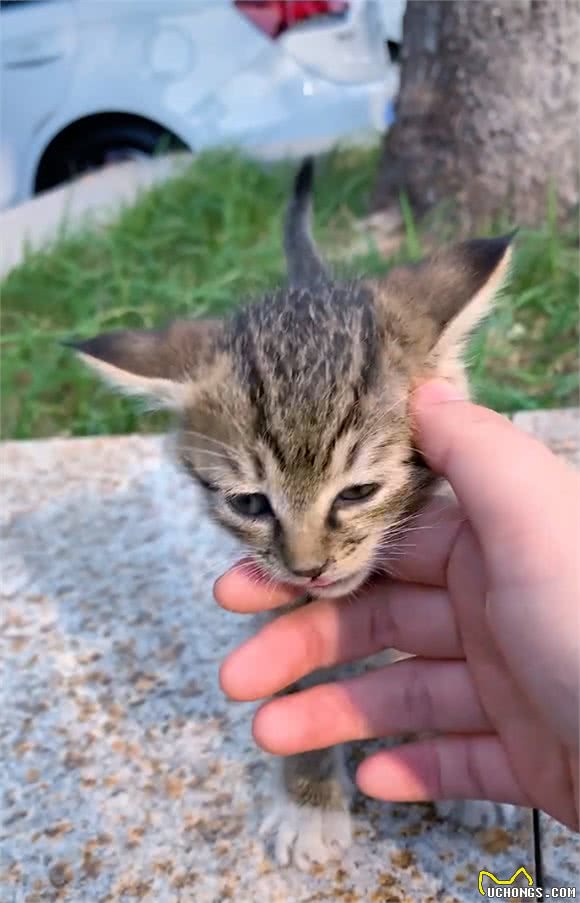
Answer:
[435,800,521,830]
[260,799,352,870]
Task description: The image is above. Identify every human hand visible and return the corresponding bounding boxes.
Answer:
[215,380,580,830]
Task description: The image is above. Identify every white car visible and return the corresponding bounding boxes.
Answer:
[0,0,404,210]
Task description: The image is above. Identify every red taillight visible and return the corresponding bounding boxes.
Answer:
[234,1,348,39]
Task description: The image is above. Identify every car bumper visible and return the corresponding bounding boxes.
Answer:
[181,48,396,160]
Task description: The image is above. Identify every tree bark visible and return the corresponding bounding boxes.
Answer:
[372,0,580,229]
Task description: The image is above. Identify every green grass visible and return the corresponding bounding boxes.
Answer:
[1,148,578,439]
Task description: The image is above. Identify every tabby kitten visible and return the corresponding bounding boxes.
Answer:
[70,160,516,869]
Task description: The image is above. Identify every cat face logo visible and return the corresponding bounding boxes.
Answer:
[478,866,533,895]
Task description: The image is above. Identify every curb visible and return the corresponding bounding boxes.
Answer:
[0,152,192,280]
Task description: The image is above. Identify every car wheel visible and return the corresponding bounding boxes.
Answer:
[35,120,185,194]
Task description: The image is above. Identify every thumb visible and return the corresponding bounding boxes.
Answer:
[412,380,576,580]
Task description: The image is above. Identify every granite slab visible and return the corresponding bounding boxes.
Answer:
[1,408,578,902]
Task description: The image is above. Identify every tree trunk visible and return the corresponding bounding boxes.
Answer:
[372,0,579,229]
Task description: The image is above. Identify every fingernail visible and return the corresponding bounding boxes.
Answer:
[414,379,466,410]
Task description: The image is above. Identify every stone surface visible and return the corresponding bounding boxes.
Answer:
[513,407,580,469]
[1,410,578,902]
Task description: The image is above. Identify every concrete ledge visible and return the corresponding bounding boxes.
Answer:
[1,410,578,901]
[0,153,191,280]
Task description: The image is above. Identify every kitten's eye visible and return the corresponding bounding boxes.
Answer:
[335,483,381,505]
[227,493,272,518]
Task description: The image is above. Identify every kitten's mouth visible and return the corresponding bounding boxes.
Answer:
[310,575,340,588]
[247,559,369,600]
[305,569,368,599]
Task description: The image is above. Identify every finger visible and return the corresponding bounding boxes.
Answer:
[413,380,579,582]
[220,582,462,701]
[356,735,530,808]
[214,559,299,613]
[252,659,489,755]
[376,492,464,588]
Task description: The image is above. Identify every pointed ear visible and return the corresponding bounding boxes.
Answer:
[67,318,223,410]
[378,232,515,360]
[425,233,515,358]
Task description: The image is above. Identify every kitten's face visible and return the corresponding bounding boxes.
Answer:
[179,411,434,598]
[70,158,512,603]
[176,283,436,598]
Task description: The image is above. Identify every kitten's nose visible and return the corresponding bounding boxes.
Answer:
[291,563,328,580]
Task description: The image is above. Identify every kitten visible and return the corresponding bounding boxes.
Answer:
[69,159,518,869]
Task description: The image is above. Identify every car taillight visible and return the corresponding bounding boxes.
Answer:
[234,1,349,39]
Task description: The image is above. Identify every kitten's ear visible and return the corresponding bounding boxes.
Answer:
[67,318,223,410]
[379,233,515,360]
